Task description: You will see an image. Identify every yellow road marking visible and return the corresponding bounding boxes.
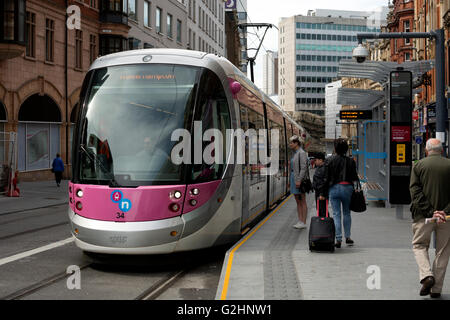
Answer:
[219,194,293,300]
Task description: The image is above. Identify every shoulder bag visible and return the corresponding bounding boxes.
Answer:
[342,156,366,212]
[350,178,366,213]
[299,150,313,194]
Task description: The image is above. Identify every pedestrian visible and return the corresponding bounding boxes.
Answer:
[324,138,359,248]
[288,135,310,229]
[52,153,64,187]
[410,138,450,298]
[313,153,327,200]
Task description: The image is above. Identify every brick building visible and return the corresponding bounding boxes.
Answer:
[0,0,229,181]
[387,0,414,63]
[0,0,99,181]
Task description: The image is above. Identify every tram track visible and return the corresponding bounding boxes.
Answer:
[135,269,187,300]
[0,262,92,300]
[0,221,69,241]
[0,203,67,217]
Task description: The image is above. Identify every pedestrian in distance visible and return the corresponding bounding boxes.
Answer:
[288,135,310,229]
[324,138,359,248]
[312,152,327,216]
[52,153,64,187]
[410,138,450,298]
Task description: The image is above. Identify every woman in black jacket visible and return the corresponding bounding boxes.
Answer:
[325,139,359,248]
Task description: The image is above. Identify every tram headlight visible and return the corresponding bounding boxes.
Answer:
[169,203,180,212]
[191,188,199,196]
[170,190,182,199]
[76,189,84,198]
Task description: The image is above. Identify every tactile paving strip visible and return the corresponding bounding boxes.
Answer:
[263,195,316,299]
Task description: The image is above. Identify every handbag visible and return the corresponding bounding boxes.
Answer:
[350,179,367,212]
[299,151,313,194]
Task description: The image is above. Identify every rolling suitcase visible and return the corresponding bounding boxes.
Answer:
[309,199,335,252]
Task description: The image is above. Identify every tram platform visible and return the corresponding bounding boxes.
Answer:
[216,193,450,300]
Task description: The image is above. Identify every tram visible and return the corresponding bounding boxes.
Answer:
[68,49,310,254]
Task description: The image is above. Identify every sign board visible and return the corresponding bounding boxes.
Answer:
[427,105,436,123]
[412,111,419,121]
[225,0,237,9]
[389,71,412,205]
[415,136,423,144]
[339,110,373,120]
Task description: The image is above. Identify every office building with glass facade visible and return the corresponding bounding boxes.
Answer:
[278,10,384,115]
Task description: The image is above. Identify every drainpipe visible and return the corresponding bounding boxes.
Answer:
[65,0,69,176]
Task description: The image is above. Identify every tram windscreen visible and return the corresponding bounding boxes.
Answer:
[77,64,199,186]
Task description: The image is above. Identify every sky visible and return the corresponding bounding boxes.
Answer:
[245,0,390,89]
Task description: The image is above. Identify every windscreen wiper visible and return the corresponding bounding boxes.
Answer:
[79,144,121,187]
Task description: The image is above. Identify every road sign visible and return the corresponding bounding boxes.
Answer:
[415,136,423,144]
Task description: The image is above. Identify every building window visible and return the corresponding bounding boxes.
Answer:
[45,18,54,62]
[1,0,26,43]
[167,14,173,38]
[3,0,16,40]
[90,0,97,8]
[405,52,411,61]
[90,34,97,64]
[128,0,136,21]
[404,20,410,45]
[25,11,36,58]
[144,1,150,27]
[128,37,140,50]
[99,0,128,24]
[176,19,182,43]
[156,7,162,33]
[75,30,83,69]
[100,35,127,55]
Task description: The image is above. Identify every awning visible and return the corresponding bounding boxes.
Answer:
[337,59,434,85]
[337,88,385,109]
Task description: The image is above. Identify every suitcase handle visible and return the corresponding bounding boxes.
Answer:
[317,198,329,218]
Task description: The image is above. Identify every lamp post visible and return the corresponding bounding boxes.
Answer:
[356,30,448,156]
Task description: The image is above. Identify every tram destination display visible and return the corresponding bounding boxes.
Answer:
[339,110,373,120]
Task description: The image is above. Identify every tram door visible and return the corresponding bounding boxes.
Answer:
[239,105,266,229]
[240,106,250,229]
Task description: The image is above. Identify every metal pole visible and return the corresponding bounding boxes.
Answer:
[434,29,448,153]
[249,58,255,83]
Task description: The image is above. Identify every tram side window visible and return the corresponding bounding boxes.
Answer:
[239,105,249,166]
[270,120,286,175]
[247,108,265,184]
[191,69,230,183]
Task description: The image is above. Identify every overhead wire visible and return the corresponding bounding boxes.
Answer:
[237,0,298,98]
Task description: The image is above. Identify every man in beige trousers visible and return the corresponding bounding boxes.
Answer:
[410,138,450,298]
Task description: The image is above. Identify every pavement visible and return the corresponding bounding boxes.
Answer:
[2,180,448,300]
[0,180,69,215]
[216,193,450,300]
